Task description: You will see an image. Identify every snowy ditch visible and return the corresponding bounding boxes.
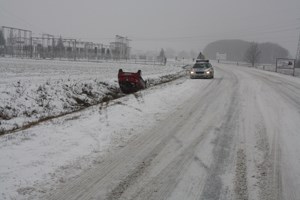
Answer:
[0,58,188,135]
[0,58,200,200]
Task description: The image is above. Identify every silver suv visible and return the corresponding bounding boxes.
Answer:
[190,62,214,79]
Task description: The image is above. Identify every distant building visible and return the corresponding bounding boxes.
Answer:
[110,35,130,60]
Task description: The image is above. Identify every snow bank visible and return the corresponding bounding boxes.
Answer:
[0,58,186,134]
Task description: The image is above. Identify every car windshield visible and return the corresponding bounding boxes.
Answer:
[193,63,211,69]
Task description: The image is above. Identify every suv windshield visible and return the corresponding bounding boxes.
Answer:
[193,63,212,69]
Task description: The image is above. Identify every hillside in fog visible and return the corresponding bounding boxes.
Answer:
[203,39,289,64]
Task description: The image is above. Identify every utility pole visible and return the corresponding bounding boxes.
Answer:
[296,32,300,67]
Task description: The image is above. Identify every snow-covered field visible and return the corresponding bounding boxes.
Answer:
[1,59,300,200]
[0,58,187,134]
[0,57,193,200]
[0,78,198,200]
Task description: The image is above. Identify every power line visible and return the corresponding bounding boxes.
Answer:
[128,26,299,42]
[127,17,300,42]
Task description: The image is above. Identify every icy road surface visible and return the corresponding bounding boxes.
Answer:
[1,63,300,200]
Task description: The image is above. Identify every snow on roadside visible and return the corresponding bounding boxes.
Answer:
[0,58,187,134]
[0,74,210,200]
[0,57,194,199]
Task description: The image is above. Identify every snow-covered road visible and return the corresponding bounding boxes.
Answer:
[1,62,300,200]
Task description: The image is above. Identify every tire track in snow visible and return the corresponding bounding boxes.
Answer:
[243,69,300,111]
[46,77,216,200]
[115,69,234,200]
[234,148,248,200]
[255,122,282,200]
[105,80,221,200]
[199,67,242,200]
[244,69,284,200]
[125,124,213,200]
[228,65,284,200]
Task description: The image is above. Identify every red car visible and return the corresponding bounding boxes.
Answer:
[118,69,146,94]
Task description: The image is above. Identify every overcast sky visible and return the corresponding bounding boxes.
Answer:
[0,0,300,56]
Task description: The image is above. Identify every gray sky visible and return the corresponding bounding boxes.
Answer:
[1,0,300,56]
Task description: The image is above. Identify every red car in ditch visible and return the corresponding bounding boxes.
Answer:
[118,69,147,94]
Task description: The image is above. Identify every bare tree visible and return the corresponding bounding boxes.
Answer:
[244,42,261,67]
[158,48,167,65]
[158,48,165,59]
